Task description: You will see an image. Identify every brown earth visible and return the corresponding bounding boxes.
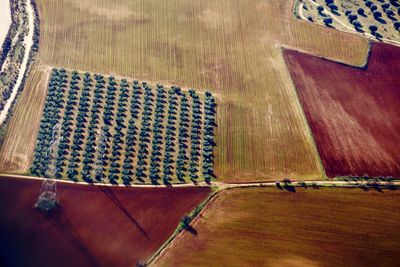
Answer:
[154,187,400,267]
[0,175,210,267]
[284,43,400,178]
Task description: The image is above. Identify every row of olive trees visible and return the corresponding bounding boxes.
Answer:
[202,91,217,183]
[31,68,68,176]
[108,78,130,183]
[149,85,167,184]
[135,83,154,181]
[121,81,142,184]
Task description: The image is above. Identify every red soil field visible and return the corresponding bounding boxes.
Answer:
[0,176,210,267]
[284,43,400,178]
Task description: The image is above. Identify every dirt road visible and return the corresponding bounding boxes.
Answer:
[0,0,11,47]
[0,0,35,125]
[2,173,398,189]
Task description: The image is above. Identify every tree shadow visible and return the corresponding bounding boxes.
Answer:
[372,185,383,193]
[360,185,369,191]
[185,226,198,236]
[99,187,150,239]
[47,207,100,267]
[275,182,283,190]
[283,185,296,193]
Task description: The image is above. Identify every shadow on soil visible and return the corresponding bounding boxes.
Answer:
[275,182,296,193]
[185,225,198,236]
[43,207,100,267]
[99,186,150,240]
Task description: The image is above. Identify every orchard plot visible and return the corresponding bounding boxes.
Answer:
[30,68,217,185]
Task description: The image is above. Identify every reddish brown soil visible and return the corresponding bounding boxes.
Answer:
[155,187,400,267]
[0,176,210,267]
[284,43,400,178]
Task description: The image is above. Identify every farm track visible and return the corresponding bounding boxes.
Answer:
[0,0,35,125]
[3,173,399,189]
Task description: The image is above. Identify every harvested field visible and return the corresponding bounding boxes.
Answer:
[0,66,50,173]
[284,43,400,178]
[0,175,210,267]
[154,187,400,267]
[1,0,370,182]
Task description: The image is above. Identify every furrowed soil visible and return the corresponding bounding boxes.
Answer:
[154,187,400,267]
[0,0,370,182]
[0,175,210,267]
[284,43,400,178]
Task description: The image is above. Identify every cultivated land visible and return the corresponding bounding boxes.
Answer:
[0,175,210,267]
[30,68,216,185]
[0,0,371,182]
[154,187,400,267]
[284,43,400,178]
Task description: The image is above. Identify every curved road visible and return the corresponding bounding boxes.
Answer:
[0,0,35,125]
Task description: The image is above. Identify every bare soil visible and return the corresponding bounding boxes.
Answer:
[154,187,400,267]
[284,43,400,178]
[0,175,210,267]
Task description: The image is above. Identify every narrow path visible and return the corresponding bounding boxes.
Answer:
[0,0,35,125]
[0,0,11,46]
[298,0,400,47]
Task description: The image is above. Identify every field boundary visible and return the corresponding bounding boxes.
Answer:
[281,41,372,69]
[280,47,327,180]
[40,65,223,99]
[145,181,400,266]
[2,173,399,188]
[145,187,221,266]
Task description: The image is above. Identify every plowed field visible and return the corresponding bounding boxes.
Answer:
[0,175,210,267]
[154,187,400,267]
[284,43,400,178]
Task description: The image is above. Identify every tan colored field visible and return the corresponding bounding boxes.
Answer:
[0,65,50,173]
[154,187,400,266]
[0,0,369,181]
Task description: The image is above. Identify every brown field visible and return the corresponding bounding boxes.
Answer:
[0,175,210,267]
[284,43,400,178]
[154,187,400,267]
[0,0,370,182]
